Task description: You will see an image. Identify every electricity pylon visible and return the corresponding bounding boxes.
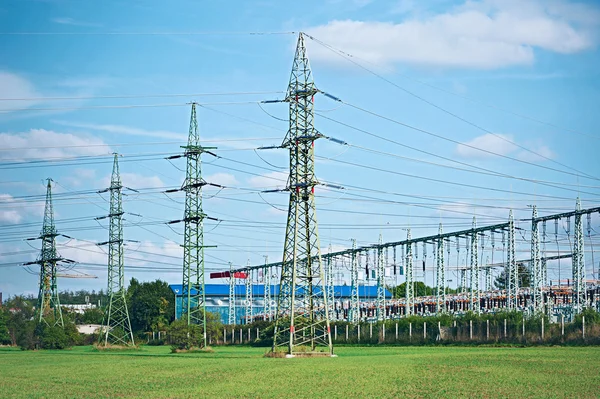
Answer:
[25,179,69,327]
[272,32,333,356]
[97,154,134,346]
[173,103,216,348]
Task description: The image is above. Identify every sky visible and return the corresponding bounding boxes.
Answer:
[1,0,600,300]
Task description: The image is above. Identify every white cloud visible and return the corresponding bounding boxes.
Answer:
[100,172,164,190]
[247,171,288,189]
[64,168,97,187]
[0,194,22,224]
[0,129,111,161]
[455,133,554,161]
[456,133,517,158]
[306,0,598,69]
[53,121,187,141]
[51,17,102,27]
[516,145,555,162]
[0,71,42,112]
[205,172,238,187]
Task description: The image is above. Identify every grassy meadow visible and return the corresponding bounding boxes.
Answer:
[1,345,598,398]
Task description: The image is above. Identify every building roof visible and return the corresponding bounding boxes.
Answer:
[169,284,392,299]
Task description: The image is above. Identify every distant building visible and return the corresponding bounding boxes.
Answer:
[76,324,104,335]
[62,304,96,314]
[169,284,392,325]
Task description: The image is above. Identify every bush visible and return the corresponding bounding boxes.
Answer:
[168,319,202,351]
[147,339,165,346]
[38,325,71,349]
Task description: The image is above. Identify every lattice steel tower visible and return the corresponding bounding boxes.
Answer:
[531,205,542,314]
[435,224,445,314]
[245,261,253,324]
[263,256,272,321]
[272,33,333,356]
[507,210,518,309]
[27,179,65,327]
[405,229,414,315]
[180,103,215,347]
[349,239,359,324]
[98,154,134,346]
[376,234,385,321]
[573,198,586,313]
[470,217,480,313]
[229,262,236,325]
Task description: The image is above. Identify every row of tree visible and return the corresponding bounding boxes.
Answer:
[0,278,177,349]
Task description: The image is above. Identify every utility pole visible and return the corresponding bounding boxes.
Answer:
[436,224,445,314]
[97,154,134,346]
[272,32,333,356]
[168,103,217,348]
[376,234,385,321]
[25,179,71,327]
[349,239,359,324]
[405,229,414,316]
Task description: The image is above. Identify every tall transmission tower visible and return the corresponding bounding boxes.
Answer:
[171,103,217,348]
[97,154,134,346]
[376,234,385,321]
[405,229,414,316]
[272,32,333,356]
[25,179,70,327]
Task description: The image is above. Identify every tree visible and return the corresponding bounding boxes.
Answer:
[127,278,175,333]
[76,308,104,325]
[5,296,35,346]
[494,262,531,289]
[0,308,11,345]
[391,282,434,298]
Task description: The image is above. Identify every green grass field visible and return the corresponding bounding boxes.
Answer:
[1,345,598,398]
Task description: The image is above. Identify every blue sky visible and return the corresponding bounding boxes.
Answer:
[1,0,599,299]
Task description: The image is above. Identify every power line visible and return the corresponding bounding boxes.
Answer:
[306,33,600,176]
[0,91,285,102]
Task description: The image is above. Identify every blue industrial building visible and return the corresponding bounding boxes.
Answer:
[170,284,393,325]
